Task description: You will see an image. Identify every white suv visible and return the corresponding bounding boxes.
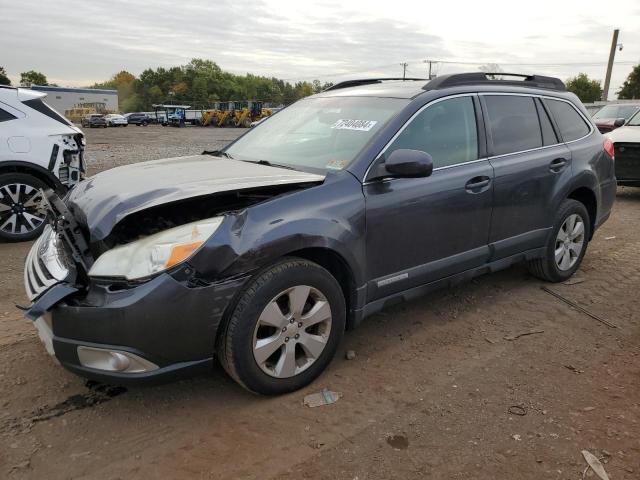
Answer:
[0,86,85,241]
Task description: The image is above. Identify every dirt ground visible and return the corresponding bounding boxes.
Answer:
[1,126,639,479]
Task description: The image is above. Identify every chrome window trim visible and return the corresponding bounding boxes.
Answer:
[363,91,595,183]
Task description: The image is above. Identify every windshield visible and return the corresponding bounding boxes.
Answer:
[225,96,408,173]
[593,104,639,120]
[628,111,640,126]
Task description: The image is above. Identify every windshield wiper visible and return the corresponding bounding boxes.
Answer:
[202,150,233,159]
[241,159,297,170]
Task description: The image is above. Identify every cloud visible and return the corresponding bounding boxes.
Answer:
[0,0,638,98]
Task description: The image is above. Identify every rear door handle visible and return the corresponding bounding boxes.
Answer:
[549,157,568,172]
[465,176,491,192]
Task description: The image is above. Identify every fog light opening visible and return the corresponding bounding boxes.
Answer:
[77,346,158,373]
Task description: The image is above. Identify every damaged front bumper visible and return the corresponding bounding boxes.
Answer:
[23,226,249,385]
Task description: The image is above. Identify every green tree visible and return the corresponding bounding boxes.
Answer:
[566,73,603,103]
[617,64,640,99]
[0,67,10,86]
[20,70,48,86]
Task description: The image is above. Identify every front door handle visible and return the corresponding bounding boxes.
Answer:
[549,157,568,173]
[465,176,491,192]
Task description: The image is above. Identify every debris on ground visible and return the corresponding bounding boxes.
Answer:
[604,236,616,240]
[564,364,584,374]
[303,389,342,408]
[563,277,586,285]
[503,330,544,341]
[508,405,527,416]
[345,350,356,360]
[386,434,409,450]
[581,450,610,480]
[541,287,617,329]
[511,434,522,441]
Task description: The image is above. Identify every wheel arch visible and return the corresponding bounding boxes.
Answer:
[567,186,597,239]
[286,247,358,329]
[0,161,65,193]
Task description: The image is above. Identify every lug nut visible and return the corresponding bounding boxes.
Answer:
[298,322,302,328]
[285,337,290,342]
[282,326,287,332]
[289,318,294,324]
[294,334,300,339]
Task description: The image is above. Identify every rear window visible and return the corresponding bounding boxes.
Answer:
[484,96,542,156]
[546,99,591,142]
[22,98,73,126]
[0,108,17,123]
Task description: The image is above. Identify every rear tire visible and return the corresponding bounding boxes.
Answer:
[528,199,590,282]
[0,173,49,242]
[217,258,346,395]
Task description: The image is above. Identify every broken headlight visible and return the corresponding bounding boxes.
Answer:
[88,217,224,280]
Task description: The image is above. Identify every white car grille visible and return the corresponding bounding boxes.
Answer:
[24,225,71,301]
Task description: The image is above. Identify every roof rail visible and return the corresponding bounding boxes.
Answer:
[424,72,566,91]
[324,77,426,91]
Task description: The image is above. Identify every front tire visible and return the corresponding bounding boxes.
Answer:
[0,173,49,242]
[528,199,590,282]
[218,258,346,395]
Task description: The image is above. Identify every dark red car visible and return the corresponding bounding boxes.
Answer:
[592,103,640,133]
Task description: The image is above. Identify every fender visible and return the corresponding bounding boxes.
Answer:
[0,160,66,192]
[190,171,367,287]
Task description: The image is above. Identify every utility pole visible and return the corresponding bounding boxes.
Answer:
[423,60,436,79]
[602,29,620,101]
[400,62,408,80]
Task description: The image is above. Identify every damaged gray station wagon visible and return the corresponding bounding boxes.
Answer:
[24,73,616,395]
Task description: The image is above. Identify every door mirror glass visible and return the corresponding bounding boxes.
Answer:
[614,117,626,127]
[384,149,433,178]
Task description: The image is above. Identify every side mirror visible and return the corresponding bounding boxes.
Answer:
[382,149,434,178]
[614,117,626,127]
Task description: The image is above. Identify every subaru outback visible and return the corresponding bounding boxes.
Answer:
[23,73,616,395]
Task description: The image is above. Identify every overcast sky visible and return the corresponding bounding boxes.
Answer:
[1,0,638,98]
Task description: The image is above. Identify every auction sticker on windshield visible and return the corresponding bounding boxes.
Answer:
[331,119,378,131]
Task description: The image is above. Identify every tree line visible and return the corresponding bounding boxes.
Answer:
[90,59,333,112]
[2,61,640,109]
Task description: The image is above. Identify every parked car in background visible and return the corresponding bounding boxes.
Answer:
[592,103,640,133]
[0,85,85,241]
[124,112,150,126]
[105,114,128,127]
[81,114,107,128]
[606,110,640,186]
[23,73,615,394]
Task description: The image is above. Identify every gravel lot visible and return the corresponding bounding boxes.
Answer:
[0,126,639,479]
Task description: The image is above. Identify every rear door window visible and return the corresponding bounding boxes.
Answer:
[385,95,478,169]
[484,95,542,156]
[545,99,591,142]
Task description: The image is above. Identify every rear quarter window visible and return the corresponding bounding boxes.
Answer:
[546,99,591,142]
[484,95,542,156]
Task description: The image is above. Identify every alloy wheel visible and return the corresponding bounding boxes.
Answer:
[0,183,47,235]
[555,213,585,271]
[252,285,332,378]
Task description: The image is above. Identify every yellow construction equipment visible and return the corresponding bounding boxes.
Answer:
[200,101,274,127]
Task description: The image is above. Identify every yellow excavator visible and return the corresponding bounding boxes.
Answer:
[233,101,273,127]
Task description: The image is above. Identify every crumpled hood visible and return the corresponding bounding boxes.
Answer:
[66,155,325,241]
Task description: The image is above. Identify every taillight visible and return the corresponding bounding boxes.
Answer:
[603,137,615,160]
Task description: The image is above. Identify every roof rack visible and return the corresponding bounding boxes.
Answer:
[324,77,426,91]
[424,72,566,91]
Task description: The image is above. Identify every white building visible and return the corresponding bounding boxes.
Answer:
[29,85,118,114]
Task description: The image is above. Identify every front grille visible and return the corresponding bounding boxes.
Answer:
[24,226,73,301]
[615,142,640,180]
